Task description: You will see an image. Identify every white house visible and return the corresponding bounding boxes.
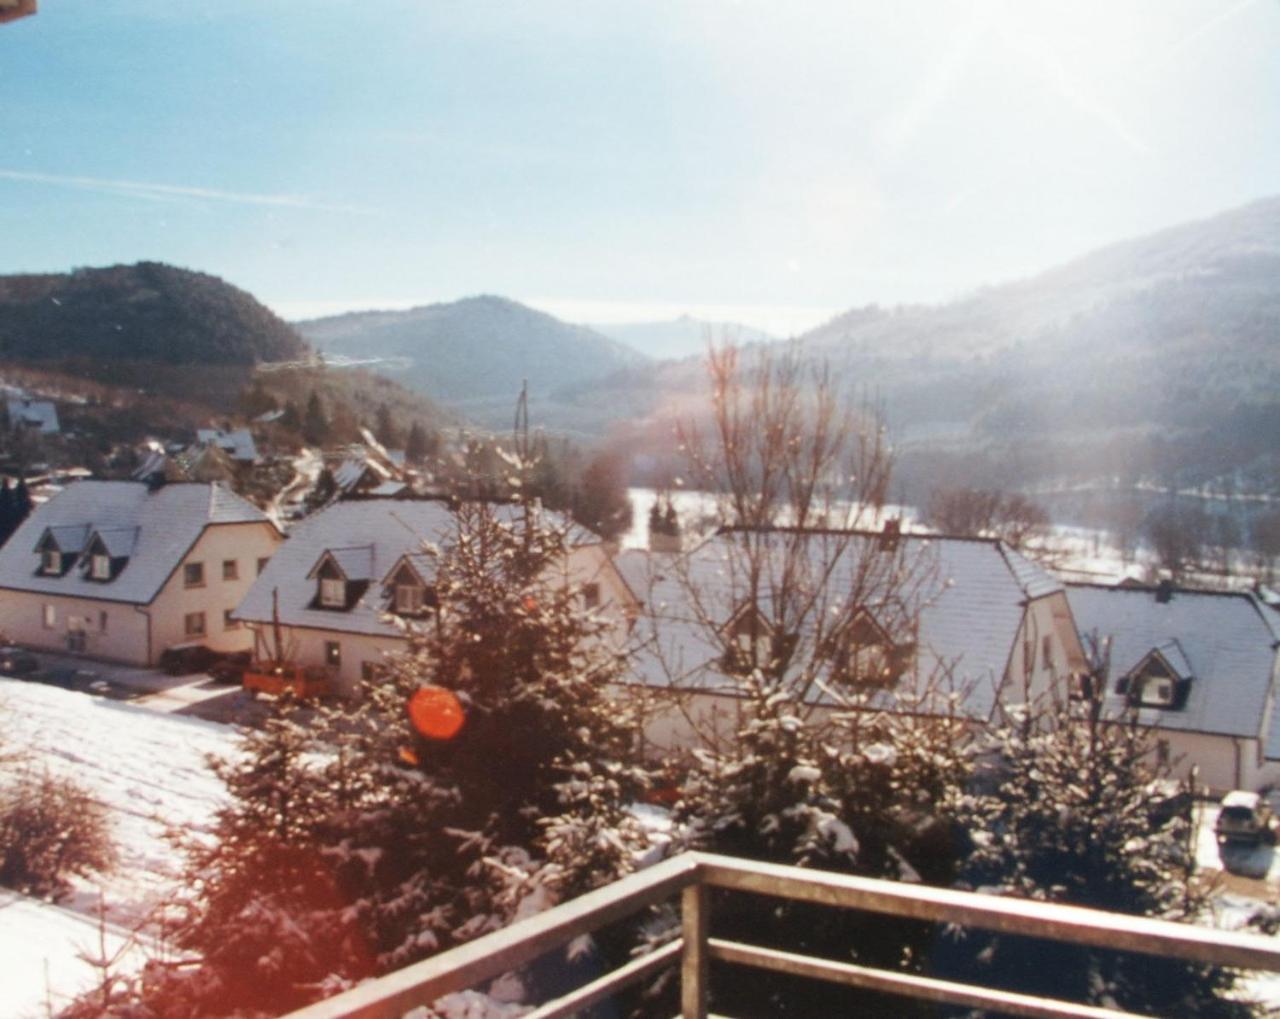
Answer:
[1066,582,1280,793]
[0,480,282,665]
[234,497,634,695]
[616,527,1088,753]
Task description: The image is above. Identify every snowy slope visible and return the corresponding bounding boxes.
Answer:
[0,679,237,1016]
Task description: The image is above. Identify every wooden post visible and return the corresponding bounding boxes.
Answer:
[681,882,709,1019]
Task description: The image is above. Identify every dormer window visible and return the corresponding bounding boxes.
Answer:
[42,549,62,575]
[1122,643,1192,710]
[723,604,787,675]
[321,577,347,607]
[382,555,437,618]
[307,546,374,613]
[91,554,111,580]
[832,608,911,687]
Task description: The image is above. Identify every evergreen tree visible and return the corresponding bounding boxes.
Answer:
[0,478,14,547]
[404,420,432,465]
[12,477,33,531]
[136,499,648,1017]
[571,448,632,541]
[948,687,1251,1016]
[374,403,399,449]
[302,391,329,447]
[280,399,302,432]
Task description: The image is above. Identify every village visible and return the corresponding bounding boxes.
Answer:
[2,356,1280,1015]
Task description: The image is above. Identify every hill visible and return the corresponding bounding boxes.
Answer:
[569,196,1280,510]
[0,261,306,367]
[295,295,647,434]
[589,314,776,360]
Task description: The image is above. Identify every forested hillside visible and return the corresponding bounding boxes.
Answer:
[0,262,306,366]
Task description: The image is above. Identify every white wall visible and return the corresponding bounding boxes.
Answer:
[0,590,151,664]
[148,521,282,663]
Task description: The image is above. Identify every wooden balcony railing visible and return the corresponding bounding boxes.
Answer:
[284,851,1280,1019]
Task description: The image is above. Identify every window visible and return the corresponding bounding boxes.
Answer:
[184,562,205,588]
[320,577,346,607]
[91,554,111,580]
[583,582,601,609]
[41,549,62,575]
[723,606,777,675]
[1140,677,1176,707]
[184,611,206,637]
[99,610,108,634]
[43,603,56,629]
[1041,635,1053,671]
[833,610,906,686]
[395,583,430,614]
[224,609,240,630]
[222,559,239,581]
[325,641,341,668]
[257,556,269,575]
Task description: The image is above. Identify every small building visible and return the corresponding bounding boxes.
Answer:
[0,480,282,665]
[617,528,1088,752]
[7,398,59,435]
[195,428,258,465]
[1066,582,1280,793]
[234,498,633,695]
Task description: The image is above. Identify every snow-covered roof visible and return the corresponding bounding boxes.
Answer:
[0,481,273,605]
[236,499,595,637]
[195,428,257,463]
[618,530,1063,719]
[1066,584,1280,747]
[333,456,392,492]
[6,398,59,434]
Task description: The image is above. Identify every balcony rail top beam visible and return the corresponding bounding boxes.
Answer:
[283,851,1280,1019]
[697,854,1280,971]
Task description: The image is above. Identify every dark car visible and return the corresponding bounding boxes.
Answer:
[0,645,39,675]
[159,643,220,676]
[208,650,252,685]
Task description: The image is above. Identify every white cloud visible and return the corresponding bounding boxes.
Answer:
[0,169,373,214]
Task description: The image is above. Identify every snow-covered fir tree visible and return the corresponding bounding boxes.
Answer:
[129,496,649,1018]
[949,680,1254,1017]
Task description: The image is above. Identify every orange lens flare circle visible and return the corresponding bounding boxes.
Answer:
[408,685,465,741]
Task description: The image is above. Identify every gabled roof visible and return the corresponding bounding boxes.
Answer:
[36,524,90,554]
[236,499,593,637]
[1066,583,1280,746]
[618,530,1063,719]
[0,481,273,605]
[90,526,140,559]
[307,545,375,582]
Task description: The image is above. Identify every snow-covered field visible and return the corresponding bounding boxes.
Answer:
[0,678,236,1017]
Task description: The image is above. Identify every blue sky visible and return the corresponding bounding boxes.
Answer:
[1,0,1277,334]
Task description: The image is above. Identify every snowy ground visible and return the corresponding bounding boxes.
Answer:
[0,678,237,1017]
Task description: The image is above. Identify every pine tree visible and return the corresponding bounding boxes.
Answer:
[136,498,648,1016]
[948,688,1251,1016]
[374,403,399,449]
[12,477,32,531]
[0,478,14,547]
[302,391,329,447]
[405,420,431,465]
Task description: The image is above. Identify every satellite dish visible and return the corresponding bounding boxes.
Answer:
[407,685,465,741]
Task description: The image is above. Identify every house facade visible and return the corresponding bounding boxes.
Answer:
[234,497,634,696]
[1066,582,1280,793]
[616,528,1089,753]
[0,480,281,665]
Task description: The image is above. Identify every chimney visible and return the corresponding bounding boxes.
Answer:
[879,517,901,552]
[1155,579,1174,604]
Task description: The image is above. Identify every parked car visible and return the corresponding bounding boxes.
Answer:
[159,643,220,676]
[208,650,251,685]
[0,645,39,675]
[1215,791,1275,846]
